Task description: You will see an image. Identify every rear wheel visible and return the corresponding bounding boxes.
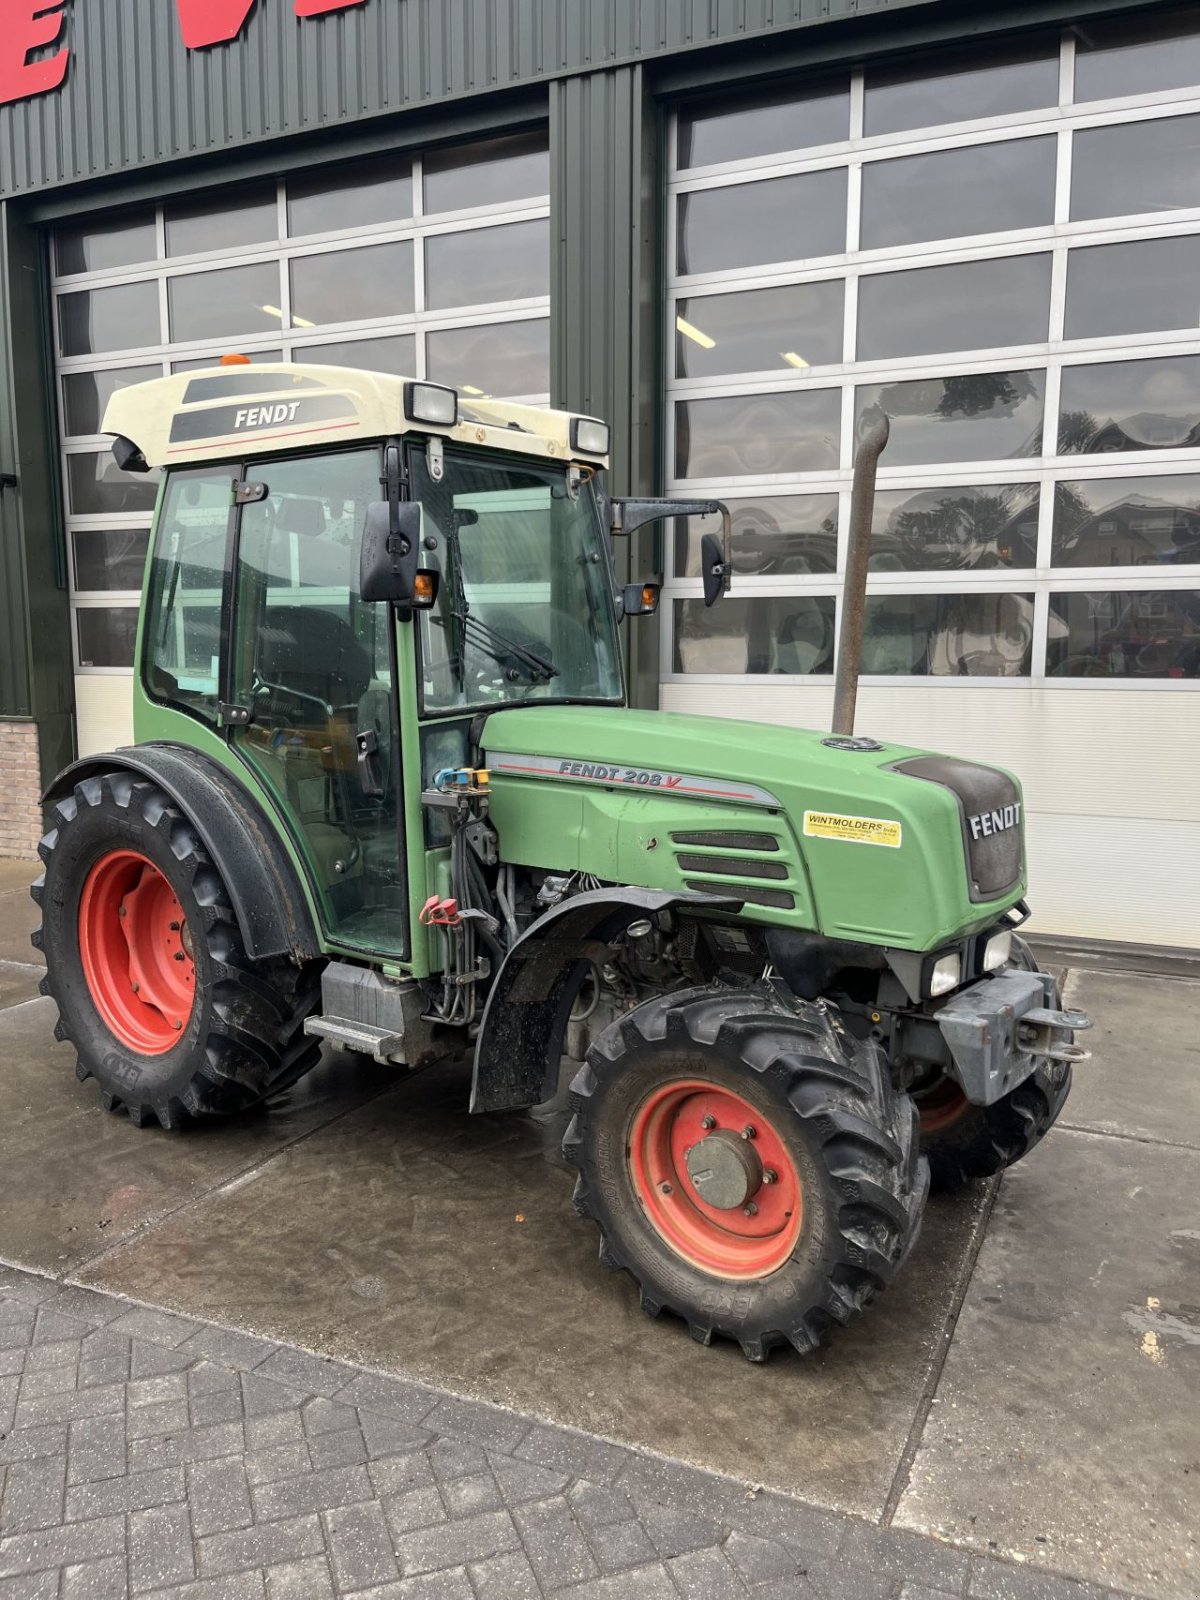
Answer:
[564,986,928,1361]
[33,771,324,1129]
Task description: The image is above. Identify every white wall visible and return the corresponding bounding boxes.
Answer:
[74,676,133,758]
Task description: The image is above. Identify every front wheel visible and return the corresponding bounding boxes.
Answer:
[33,771,324,1129]
[563,986,928,1361]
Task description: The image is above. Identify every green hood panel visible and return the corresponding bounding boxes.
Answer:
[480,706,1025,950]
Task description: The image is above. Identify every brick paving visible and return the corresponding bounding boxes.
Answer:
[0,1265,1133,1600]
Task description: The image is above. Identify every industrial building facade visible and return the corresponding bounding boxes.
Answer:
[1,0,1197,946]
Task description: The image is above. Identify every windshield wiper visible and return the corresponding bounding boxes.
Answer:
[437,609,558,683]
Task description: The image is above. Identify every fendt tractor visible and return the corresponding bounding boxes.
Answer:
[34,360,1090,1361]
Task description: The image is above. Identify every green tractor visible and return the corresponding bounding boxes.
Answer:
[33,362,1088,1360]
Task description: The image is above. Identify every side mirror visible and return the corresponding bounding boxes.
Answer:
[621,582,660,617]
[360,500,422,604]
[700,531,729,608]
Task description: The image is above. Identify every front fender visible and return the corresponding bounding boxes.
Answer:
[470,887,738,1113]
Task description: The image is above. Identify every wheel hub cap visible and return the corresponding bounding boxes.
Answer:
[684,1129,761,1211]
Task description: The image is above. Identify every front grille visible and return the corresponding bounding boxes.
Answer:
[670,830,780,851]
[894,755,1023,902]
[675,853,789,881]
[684,879,796,910]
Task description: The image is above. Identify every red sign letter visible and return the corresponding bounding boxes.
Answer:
[0,0,69,107]
[174,0,257,49]
[293,0,366,14]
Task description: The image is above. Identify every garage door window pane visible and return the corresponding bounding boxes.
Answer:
[1074,9,1200,103]
[1052,477,1200,567]
[1058,355,1200,453]
[675,283,843,379]
[1072,115,1200,222]
[425,221,548,311]
[287,157,412,236]
[1048,590,1200,676]
[860,138,1055,251]
[871,485,1039,572]
[862,592,1034,675]
[1065,236,1200,340]
[674,596,836,674]
[168,263,280,343]
[63,365,160,436]
[59,282,159,357]
[73,529,151,591]
[677,170,847,276]
[676,390,841,478]
[293,334,416,375]
[856,372,1045,466]
[290,241,414,327]
[864,45,1058,137]
[675,495,839,578]
[677,83,849,169]
[424,133,548,214]
[857,255,1051,361]
[77,608,140,669]
[426,320,548,397]
[56,212,156,276]
[166,187,277,256]
[67,452,160,516]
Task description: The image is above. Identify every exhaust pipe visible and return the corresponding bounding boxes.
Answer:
[831,406,889,738]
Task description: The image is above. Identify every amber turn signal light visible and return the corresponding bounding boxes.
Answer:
[220,353,252,365]
[412,570,440,608]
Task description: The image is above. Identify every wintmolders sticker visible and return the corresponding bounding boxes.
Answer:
[803,811,903,848]
[486,752,781,807]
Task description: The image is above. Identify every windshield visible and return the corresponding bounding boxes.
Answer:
[412,445,624,714]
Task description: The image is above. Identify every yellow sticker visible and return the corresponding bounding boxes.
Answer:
[803,810,902,849]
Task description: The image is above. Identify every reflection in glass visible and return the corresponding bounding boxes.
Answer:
[292,334,416,375]
[425,221,549,310]
[1065,235,1200,339]
[857,255,1051,361]
[1048,590,1200,676]
[673,597,836,674]
[55,213,156,276]
[59,282,159,357]
[1074,9,1200,103]
[1072,115,1200,221]
[166,187,277,255]
[856,372,1044,466]
[864,45,1057,137]
[676,169,847,276]
[677,83,849,168]
[168,263,281,343]
[1058,355,1200,454]
[871,485,1038,572]
[67,453,159,516]
[424,132,549,213]
[63,366,160,436]
[1052,477,1200,567]
[171,350,282,373]
[427,320,549,397]
[287,156,412,236]
[861,593,1034,675]
[290,242,414,326]
[76,609,140,669]
[73,530,151,591]
[675,282,844,379]
[860,138,1055,250]
[675,496,839,578]
[675,389,841,478]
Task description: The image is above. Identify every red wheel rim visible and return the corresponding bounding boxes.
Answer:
[78,850,195,1055]
[627,1080,803,1280]
[916,1076,969,1134]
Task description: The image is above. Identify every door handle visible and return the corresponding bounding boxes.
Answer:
[356,728,385,797]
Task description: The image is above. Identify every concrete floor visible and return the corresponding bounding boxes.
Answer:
[1,855,1197,1599]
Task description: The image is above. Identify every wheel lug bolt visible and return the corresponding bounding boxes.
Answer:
[118,906,127,918]
[659,1182,673,1196]
[700,1114,716,1130]
[762,1169,778,1185]
[169,921,180,931]
[741,1125,756,1141]
[743,1202,758,1217]
[130,981,139,994]
[174,1020,183,1031]
[174,952,185,962]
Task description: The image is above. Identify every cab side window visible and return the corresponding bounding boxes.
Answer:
[143,469,233,725]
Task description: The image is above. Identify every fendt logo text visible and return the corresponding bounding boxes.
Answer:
[967,803,1022,841]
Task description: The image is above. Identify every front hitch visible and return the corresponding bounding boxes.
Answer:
[935,970,1091,1106]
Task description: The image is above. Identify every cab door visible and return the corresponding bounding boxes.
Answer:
[225,447,409,958]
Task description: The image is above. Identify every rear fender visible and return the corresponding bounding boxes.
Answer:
[470,887,738,1113]
[42,745,320,963]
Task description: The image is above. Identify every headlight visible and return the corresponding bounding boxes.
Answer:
[982,930,1012,972]
[570,415,610,456]
[405,381,458,427]
[929,953,962,996]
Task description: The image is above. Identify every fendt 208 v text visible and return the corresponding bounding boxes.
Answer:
[34,361,1090,1361]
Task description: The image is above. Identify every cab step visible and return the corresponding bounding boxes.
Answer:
[304,1015,407,1064]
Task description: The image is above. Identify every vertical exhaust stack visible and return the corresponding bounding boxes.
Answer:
[831,406,889,738]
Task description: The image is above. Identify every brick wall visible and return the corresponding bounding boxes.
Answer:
[0,721,44,858]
